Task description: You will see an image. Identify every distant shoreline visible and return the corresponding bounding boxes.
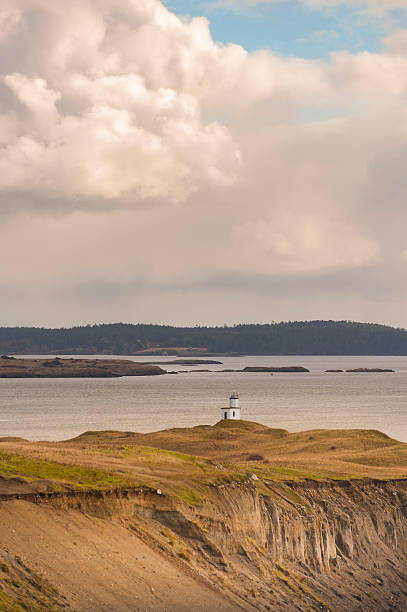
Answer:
[0,356,396,377]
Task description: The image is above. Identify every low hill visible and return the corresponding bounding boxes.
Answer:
[64,420,407,482]
[2,421,407,495]
[1,423,407,611]
[2,320,407,355]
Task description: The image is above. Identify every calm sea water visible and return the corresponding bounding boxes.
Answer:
[1,355,407,442]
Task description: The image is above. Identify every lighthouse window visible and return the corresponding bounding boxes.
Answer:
[233,411,235,417]
[224,412,227,419]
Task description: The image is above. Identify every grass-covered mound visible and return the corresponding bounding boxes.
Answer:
[1,421,407,500]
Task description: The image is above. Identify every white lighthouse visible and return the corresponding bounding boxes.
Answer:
[222,393,241,420]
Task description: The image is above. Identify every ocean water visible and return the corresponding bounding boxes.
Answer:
[1,355,407,442]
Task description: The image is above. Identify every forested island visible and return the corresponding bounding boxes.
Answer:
[1,320,407,355]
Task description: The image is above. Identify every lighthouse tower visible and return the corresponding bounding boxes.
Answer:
[222,393,241,420]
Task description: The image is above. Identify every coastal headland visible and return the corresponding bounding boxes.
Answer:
[1,421,407,610]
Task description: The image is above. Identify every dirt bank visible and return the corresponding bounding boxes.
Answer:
[1,479,407,611]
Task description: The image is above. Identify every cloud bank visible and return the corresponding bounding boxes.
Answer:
[1,0,407,326]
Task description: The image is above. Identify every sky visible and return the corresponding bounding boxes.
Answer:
[165,0,403,57]
[1,0,407,328]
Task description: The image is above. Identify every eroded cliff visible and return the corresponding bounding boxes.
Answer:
[1,478,406,611]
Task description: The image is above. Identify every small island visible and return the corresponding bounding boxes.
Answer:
[346,368,395,373]
[146,359,223,365]
[0,357,165,378]
[243,366,310,373]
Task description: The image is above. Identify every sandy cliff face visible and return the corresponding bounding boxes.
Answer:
[131,478,407,610]
[1,479,407,611]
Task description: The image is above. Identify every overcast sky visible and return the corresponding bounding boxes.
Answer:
[1,0,407,328]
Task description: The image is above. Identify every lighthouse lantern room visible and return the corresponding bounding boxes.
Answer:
[222,393,241,420]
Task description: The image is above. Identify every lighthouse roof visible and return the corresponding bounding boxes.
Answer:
[230,392,239,399]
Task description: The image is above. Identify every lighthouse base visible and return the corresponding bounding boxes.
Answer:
[222,408,241,420]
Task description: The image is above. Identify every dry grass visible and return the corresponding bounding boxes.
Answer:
[1,420,407,500]
[64,420,407,480]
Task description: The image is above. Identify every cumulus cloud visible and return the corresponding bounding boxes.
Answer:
[0,0,241,203]
[1,0,407,325]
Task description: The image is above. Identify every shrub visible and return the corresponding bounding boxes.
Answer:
[43,359,62,367]
[247,454,264,461]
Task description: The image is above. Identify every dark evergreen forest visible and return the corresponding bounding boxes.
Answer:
[1,321,407,355]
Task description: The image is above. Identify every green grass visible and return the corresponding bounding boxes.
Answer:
[0,590,25,612]
[0,452,129,490]
[162,482,206,506]
[244,463,362,482]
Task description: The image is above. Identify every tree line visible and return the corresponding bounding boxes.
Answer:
[1,321,407,355]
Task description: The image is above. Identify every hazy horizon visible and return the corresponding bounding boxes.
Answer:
[1,318,405,331]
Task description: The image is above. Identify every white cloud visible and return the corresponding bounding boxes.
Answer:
[1,0,407,324]
[302,0,407,12]
[218,0,407,14]
[0,1,241,202]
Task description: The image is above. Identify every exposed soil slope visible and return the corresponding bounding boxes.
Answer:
[0,495,243,611]
[0,480,407,611]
